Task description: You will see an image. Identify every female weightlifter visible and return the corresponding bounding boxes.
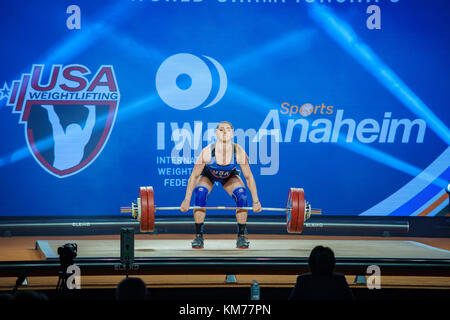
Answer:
[180,121,262,249]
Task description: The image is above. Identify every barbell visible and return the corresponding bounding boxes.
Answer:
[120,186,322,234]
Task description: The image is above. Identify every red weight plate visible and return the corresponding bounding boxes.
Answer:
[295,188,306,233]
[140,186,149,232]
[147,186,155,233]
[286,188,298,233]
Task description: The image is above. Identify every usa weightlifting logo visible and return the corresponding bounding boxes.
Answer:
[155,53,227,110]
[3,64,120,178]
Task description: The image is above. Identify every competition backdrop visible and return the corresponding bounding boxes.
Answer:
[0,0,448,217]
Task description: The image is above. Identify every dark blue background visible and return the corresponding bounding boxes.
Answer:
[0,0,448,216]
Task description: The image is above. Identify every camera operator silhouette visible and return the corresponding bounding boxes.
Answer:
[42,104,96,170]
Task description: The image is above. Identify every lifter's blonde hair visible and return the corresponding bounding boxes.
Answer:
[216,121,233,129]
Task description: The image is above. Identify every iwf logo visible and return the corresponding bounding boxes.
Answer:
[155,53,227,111]
[3,64,120,178]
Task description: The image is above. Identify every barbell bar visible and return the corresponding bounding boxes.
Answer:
[120,186,322,234]
[120,206,321,214]
[153,206,289,212]
[138,206,321,215]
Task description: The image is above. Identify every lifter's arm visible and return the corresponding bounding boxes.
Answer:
[237,146,262,212]
[80,105,96,144]
[42,105,64,138]
[180,150,206,212]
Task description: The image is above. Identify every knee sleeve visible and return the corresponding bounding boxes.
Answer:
[232,187,248,208]
[194,186,208,207]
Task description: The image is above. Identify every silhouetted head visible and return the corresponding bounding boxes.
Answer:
[308,246,335,276]
[13,290,48,301]
[115,277,147,300]
[0,293,13,301]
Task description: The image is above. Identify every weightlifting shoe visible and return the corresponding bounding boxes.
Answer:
[191,234,204,249]
[236,235,250,249]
